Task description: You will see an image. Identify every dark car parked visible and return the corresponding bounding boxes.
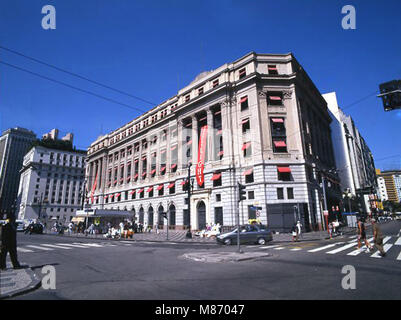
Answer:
[216,224,273,245]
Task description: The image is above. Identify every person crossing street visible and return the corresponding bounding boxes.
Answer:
[0,214,22,270]
[371,218,386,257]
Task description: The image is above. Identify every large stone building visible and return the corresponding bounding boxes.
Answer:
[86,52,340,232]
[16,136,86,223]
[0,127,37,216]
[324,92,377,214]
[376,169,401,203]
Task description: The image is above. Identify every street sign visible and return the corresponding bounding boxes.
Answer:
[323,210,329,216]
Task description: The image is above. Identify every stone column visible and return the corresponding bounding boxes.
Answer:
[206,109,214,162]
[191,115,198,167]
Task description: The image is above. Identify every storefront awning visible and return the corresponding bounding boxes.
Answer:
[168,182,175,189]
[147,186,153,193]
[277,166,291,173]
[157,184,164,191]
[211,173,222,181]
[71,217,85,223]
[243,168,253,176]
[274,141,287,147]
[272,118,284,123]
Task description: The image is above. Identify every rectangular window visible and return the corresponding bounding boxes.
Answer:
[277,188,284,200]
[248,191,255,200]
[240,96,249,111]
[214,207,223,225]
[287,188,294,199]
[216,194,221,202]
[185,94,190,102]
[198,87,204,95]
[242,118,250,134]
[277,166,292,181]
[267,92,284,106]
[239,68,246,79]
[268,65,278,75]
[212,79,219,88]
[242,142,252,158]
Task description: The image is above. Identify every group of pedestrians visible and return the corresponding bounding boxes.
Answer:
[356,217,386,257]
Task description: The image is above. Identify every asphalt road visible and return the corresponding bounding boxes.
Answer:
[9,220,401,300]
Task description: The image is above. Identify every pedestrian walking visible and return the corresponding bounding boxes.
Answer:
[296,221,302,240]
[291,224,298,242]
[0,215,22,270]
[356,218,373,252]
[371,218,386,257]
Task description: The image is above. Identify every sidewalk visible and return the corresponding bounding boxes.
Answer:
[0,263,41,299]
[272,226,358,243]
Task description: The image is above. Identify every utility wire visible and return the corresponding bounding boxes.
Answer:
[0,60,149,114]
[0,45,156,106]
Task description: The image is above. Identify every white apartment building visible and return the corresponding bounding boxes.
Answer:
[16,145,86,222]
[86,52,341,232]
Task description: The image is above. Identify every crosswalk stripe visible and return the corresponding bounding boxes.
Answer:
[382,236,391,244]
[119,241,133,244]
[40,244,72,250]
[327,242,358,254]
[72,243,103,247]
[347,237,374,256]
[274,247,285,250]
[17,247,34,253]
[308,244,337,253]
[370,244,393,259]
[394,237,401,246]
[290,248,302,251]
[55,243,89,248]
[26,245,54,251]
[259,245,281,250]
[397,250,401,261]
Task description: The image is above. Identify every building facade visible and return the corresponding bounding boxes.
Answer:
[323,92,377,214]
[86,52,340,232]
[16,143,86,223]
[0,127,37,216]
[376,169,401,203]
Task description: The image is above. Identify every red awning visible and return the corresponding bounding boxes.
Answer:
[115,193,121,197]
[137,188,144,194]
[241,118,249,124]
[151,169,156,175]
[211,173,222,181]
[242,142,251,151]
[168,182,175,189]
[214,110,221,115]
[157,184,164,191]
[109,194,114,198]
[272,118,284,123]
[134,159,138,163]
[160,166,166,172]
[218,150,224,156]
[274,141,287,147]
[142,172,147,176]
[171,164,177,169]
[269,96,282,101]
[104,195,108,199]
[147,186,153,193]
[129,190,135,195]
[268,66,278,71]
[277,166,291,173]
[142,156,147,161]
[240,96,248,103]
[243,168,253,176]
[181,180,188,186]
[171,145,177,151]
[133,173,138,179]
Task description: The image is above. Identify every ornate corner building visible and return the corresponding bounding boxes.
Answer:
[86,52,340,232]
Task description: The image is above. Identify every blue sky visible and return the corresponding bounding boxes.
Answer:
[0,0,400,169]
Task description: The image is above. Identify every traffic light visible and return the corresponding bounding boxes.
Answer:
[238,183,246,202]
[379,80,401,111]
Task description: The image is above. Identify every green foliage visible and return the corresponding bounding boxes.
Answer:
[28,138,86,154]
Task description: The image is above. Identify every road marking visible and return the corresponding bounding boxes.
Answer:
[308,244,337,253]
[120,241,134,244]
[17,247,34,253]
[273,247,285,250]
[259,245,281,250]
[370,244,393,258]
[397,250,401,261]
[40,244,72,250]
[72,242,104,247]
[327,242,359,254]
[394,237,401,246]
[26,245,54,251]
[290,248,302,251]
[348,235,358,239]
[347,238,358,243]
[382,236,391,244]
[347,237,374,256]
[55,243,89,248]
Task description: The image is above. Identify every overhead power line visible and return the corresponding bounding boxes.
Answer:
[0,45,156,107]
[0,60,149,114]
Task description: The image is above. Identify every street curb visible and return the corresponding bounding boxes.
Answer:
[0,266,41,300]
[181,251,271,263]
[40,232,216,245]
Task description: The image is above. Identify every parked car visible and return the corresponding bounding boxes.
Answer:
[216,224,273,245]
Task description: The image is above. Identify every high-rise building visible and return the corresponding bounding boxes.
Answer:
[376,169,401,203]
[323,92,377,214]
[0,127,37,216]
[16,138,86,223]
[86,52,341,232]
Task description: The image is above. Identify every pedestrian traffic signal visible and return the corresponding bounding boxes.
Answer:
[238,183,246,202]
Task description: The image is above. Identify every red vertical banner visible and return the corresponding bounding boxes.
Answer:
[90,166,98,203]
[196,125,208,187]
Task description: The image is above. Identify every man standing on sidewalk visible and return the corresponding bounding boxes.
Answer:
[0,214,22,270]
[371,218,386,257]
